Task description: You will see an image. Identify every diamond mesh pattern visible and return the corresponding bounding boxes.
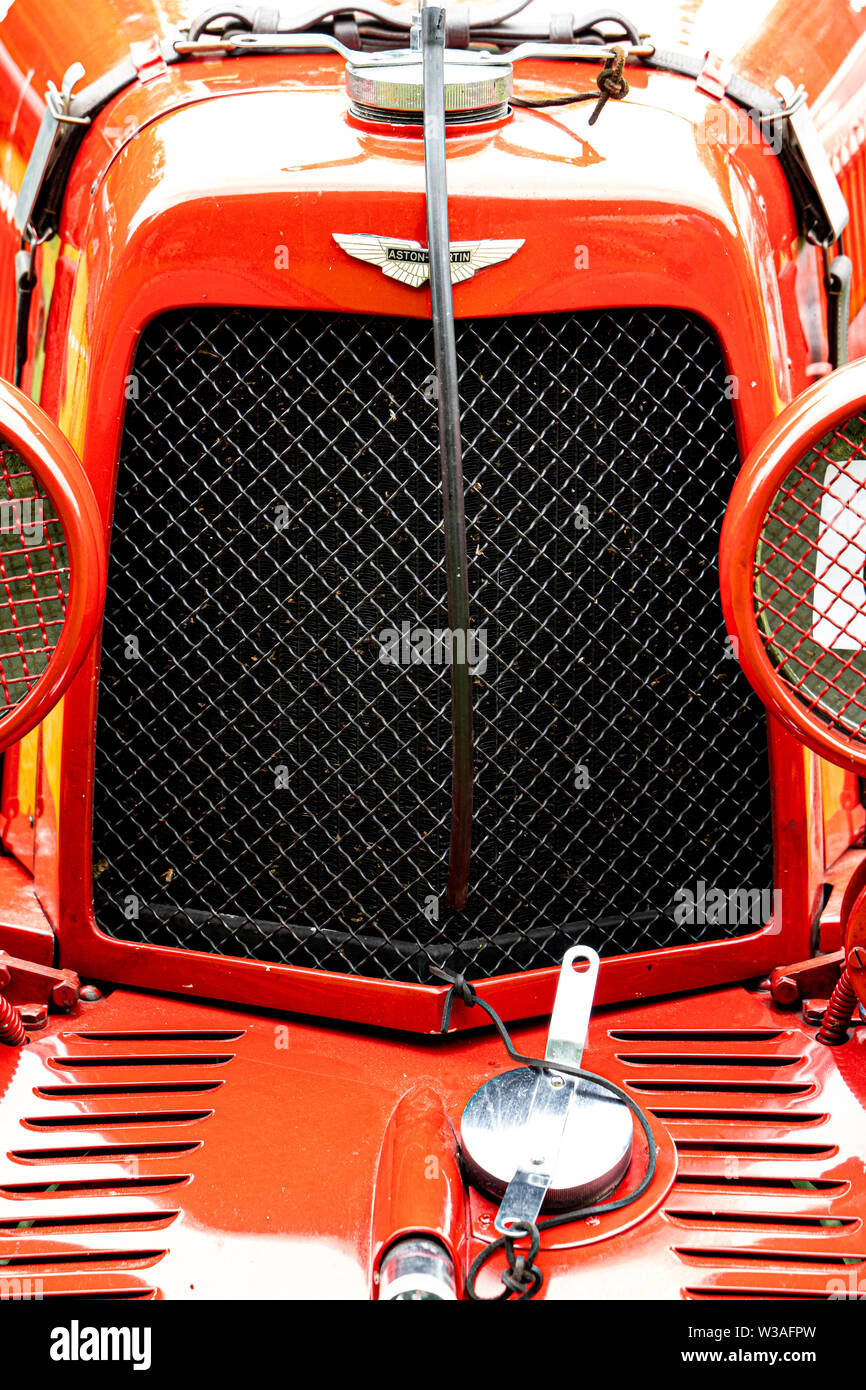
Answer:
[92,307,773,982]
[754,413,866,737]
[0,442,68,714]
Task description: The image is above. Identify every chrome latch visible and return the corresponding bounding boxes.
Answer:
[15,62,89,240]
[460,946,633,1232]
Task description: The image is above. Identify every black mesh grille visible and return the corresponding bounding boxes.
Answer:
[92,307,773,981]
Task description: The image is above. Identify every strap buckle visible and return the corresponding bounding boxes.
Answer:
[14,62,88,238]
[130,36,169,83]
[695,50,733,101]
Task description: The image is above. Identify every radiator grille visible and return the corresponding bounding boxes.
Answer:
[92,307,773,981]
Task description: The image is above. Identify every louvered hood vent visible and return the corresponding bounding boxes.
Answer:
[611,1025,866,1299]
[0,1029,241,1299]
[2,990,862,1299]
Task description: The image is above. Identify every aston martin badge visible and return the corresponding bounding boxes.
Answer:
[332,233,524,287]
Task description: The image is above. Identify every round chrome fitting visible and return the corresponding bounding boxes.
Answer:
[461,1068,634,1210]
[377,1236,458,1300]
[346,49,511,125]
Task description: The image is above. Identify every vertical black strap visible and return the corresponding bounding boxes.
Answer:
[13,245,37,388]
[421,5,473,911]
[825,252,852,369]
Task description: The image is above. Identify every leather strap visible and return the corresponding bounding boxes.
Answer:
[826,254,852,368]
[26,39,180,243]
[640,46,782,120]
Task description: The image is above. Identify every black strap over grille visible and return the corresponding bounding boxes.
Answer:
[422,6,473,911]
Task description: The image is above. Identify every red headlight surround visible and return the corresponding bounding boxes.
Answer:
[0,380,106,752]
[721,360,866,775]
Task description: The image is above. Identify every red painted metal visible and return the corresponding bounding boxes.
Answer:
[720,360,866,776]
[0,856,54,964]
[822,762,865,869]
[0,0,863,1298]
[370,1084,469,1291]
[0,382,105,753]
[0,42,828,1028]
[839,851,866,1022]
[0,979,861,1298]
[0,7,854,1020]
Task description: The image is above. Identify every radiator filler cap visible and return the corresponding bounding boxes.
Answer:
[346,50,511,125]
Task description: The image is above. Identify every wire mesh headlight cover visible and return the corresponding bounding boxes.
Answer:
[721,360,866,772]
[0,382,105,751]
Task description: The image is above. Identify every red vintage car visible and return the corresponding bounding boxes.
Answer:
[0,0,865,1309]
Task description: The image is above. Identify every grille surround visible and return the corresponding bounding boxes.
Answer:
[91,306,774,983]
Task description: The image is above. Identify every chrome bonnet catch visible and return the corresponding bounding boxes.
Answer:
[460,946,634,1233]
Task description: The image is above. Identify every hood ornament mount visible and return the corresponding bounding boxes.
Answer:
[331,233,524,288]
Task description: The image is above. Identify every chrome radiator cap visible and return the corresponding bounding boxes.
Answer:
[345,49,511,124]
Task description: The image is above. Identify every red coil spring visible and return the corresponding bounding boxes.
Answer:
[0,993,26,1047]
[817,969,859,1047]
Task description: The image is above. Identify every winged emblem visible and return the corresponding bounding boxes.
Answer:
[332,233,524,287]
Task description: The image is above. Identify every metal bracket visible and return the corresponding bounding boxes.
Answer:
[769,949,845,1007]
[769,76,849,248]
[14,63,89,239]
[130,36,169,84]
[0,950,80,1030]
[12,62,90,386]
[173,30,639,65]
[546,944,598,1067]
[695,51,733,102]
